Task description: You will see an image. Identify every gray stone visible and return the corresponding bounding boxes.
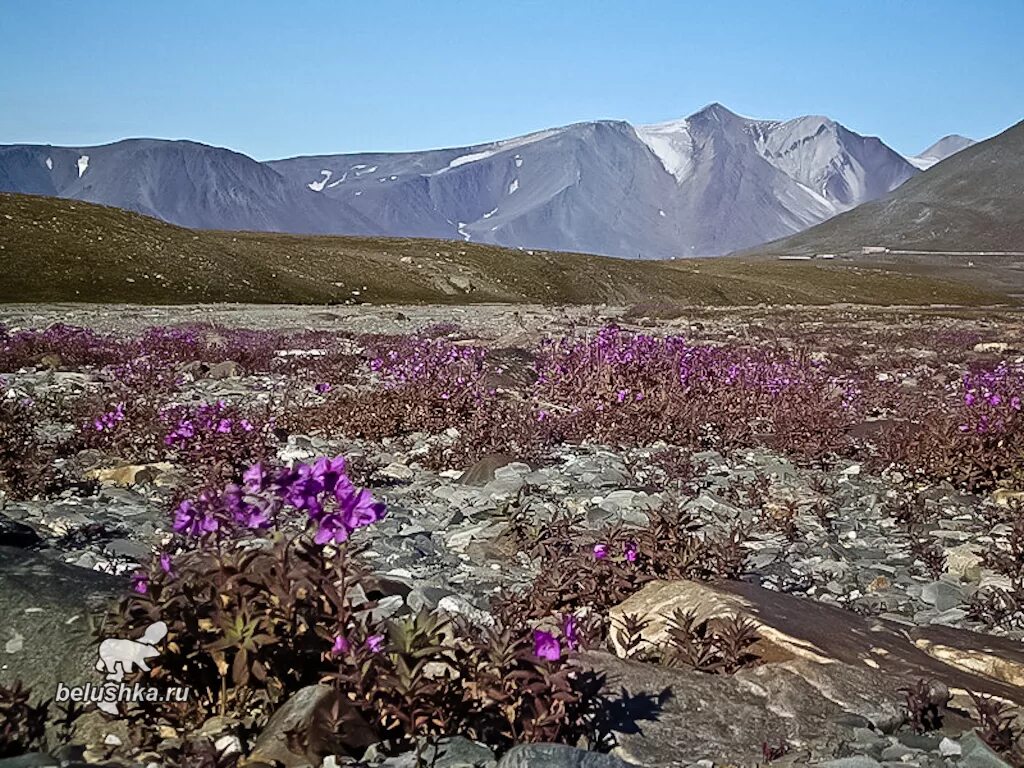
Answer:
[0,546,122,699]
[497,744,638,768]
[0,755,61,768]
[957,731,1013,768]
[432,736,497,768]
[816,759,883,768]
[249,684,376,767]
[920,581,963,611]
[0,514,42,548]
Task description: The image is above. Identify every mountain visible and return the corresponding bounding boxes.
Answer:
[907,135,976,170]
[268,103,919,257]
[0,105,922,257]
[0,139,379,235]
[741,120,1024,256]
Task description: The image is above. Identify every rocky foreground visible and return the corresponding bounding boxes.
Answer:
[1,302,1023,768]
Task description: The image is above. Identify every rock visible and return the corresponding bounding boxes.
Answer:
[911,622,1024,688]
[247,684,376,767]
[437,595,494,628]
[86,462,173,487]
[920,580,963,611]
[207,360,242,379]
[459,454,519,487]
[945,545,984,583]
[606,580,1024,704]
[0,755,62,767]
[938,737,962,757]
[0,514,42,548]
[957,731,1014,768]
[0,547,123,699]
[496,743,638,768]
[577,650,876,765]
[972,342,1010,354]
[380,462,414,481]
[815,759,882,768]
[431,736,496,768]
[992,489,1024,507]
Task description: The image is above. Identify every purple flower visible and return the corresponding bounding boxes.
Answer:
[315,382,332,394]
[216,418,233,433]
[366,634,385,653]
[159,552,173,574]
[131,571,149,594]
[592,543,608,560]
[242,462,267,492]
[312,455,348,495]
[624,542,638,562]
[563,615,580,651]
[340,487,387,529]
[232,501,270,530]
[239,419,254,432]
[330,635,350,656]
[533,629,561,661]
[172,500,219,537]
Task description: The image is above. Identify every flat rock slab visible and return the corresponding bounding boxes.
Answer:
[0,546,124,697]
[608,580,1024,705]
[577,650,890,766]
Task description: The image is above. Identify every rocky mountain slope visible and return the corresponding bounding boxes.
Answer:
[743,120,1024,257]
[0,104,952,258]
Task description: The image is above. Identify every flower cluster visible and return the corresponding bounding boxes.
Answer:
[958,362,1024,433]
[170,456,386,545]
[92,403,126,432]
[162,400,255,446]
[367,336,487,391]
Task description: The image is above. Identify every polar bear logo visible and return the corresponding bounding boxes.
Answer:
[95,621,167,684]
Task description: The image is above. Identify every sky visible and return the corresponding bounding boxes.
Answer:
[2,0,1022,160]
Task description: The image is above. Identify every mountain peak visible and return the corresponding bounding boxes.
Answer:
[689,102,742,121]
[908,134,976,170]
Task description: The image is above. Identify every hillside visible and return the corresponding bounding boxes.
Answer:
[0,193,1008,307]
[745,120,1024,257]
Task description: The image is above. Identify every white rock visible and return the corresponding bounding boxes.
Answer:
[938,737,962,757]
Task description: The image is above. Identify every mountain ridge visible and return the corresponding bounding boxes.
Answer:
[0,105,978,258]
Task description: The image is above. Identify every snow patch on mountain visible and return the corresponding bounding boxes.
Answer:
[308,170,332,192]
[635,119,695,182]
[443,129,560,171]
[77,155,89,177]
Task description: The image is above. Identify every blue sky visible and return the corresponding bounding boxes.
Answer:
[2,0,1021,159]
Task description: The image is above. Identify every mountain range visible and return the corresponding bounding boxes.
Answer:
[0,104,975,257]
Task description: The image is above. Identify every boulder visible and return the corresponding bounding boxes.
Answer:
[496,744,638,768]
[0,513,42,548]
[245,684,376,767]
[575,650,883,765]
[0,546,123,697]
[207,360,242,379]
[607,580,1024,704]
[459,454,519,487]
[85,462,174,487]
